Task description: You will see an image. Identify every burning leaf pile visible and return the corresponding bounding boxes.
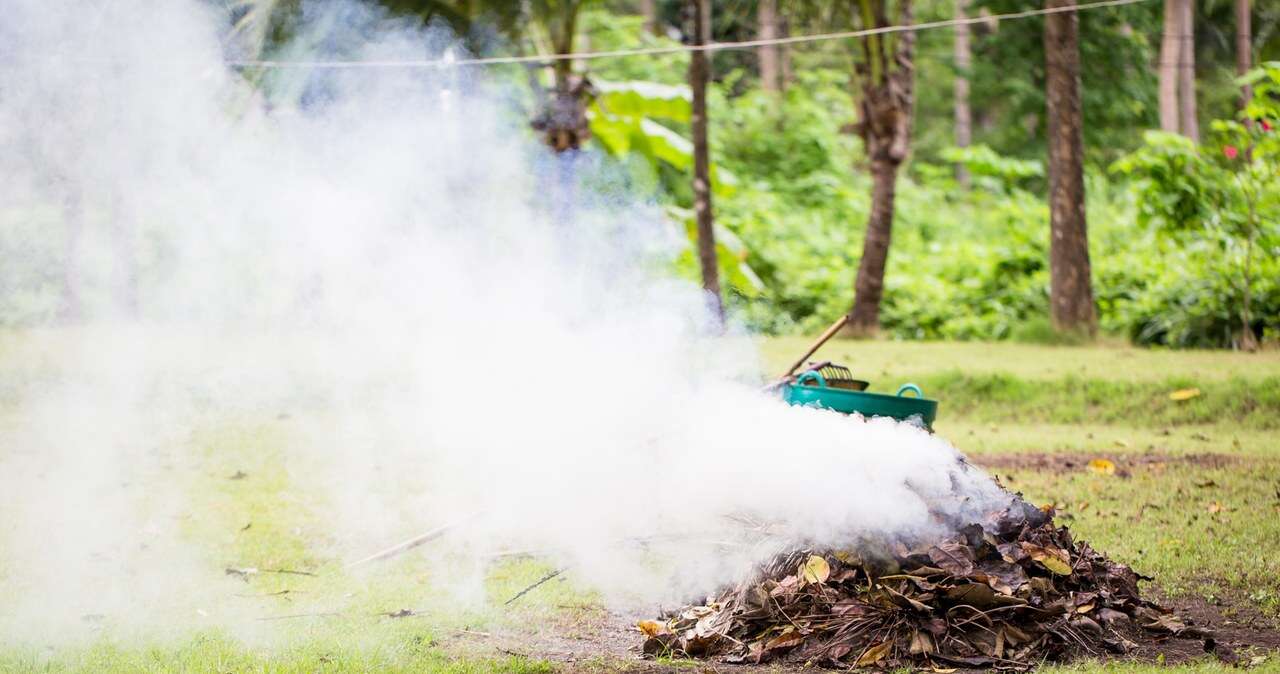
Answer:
[641,501,1206,669]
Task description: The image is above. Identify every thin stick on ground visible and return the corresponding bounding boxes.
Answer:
[504,568,565,606]
[345,516,476,569]
[261,568,317,576]
[256,611,343,621]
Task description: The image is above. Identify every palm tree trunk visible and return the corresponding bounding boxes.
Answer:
[1236,0,1251,113]
[849,160,899,331]
[757,0,782,93]
[689,0,723,323]
[848,0,915,334]
[1044,0,1097,335]
[1159,0,1179,132]
[780,14,794,89]
[1176,0,1198,141]
[954,0,972,188]
[640,0,660,36]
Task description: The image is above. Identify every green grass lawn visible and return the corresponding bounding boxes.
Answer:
[2,338,1278,673]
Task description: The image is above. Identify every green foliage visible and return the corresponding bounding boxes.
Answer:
[572,12,1269,349]
[940,144,1044,185]
[1110,131,1217,232]
[593,79,690,122]
[52,1,1273,351]
[961,0,1160,165]
[584,77,757,296]
[667,205,766,298]
[1110,65,1280,348]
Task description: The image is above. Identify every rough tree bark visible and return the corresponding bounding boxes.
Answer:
[1176,0,1198,141]
[780,14,795,89]
[758,0,782,93]
[848,0,915,334]
[1044,0,1097,335]
[1236,0,1251,113]
[689,0,723,323]
[1158,0,1180,132]
[954,0,972,188]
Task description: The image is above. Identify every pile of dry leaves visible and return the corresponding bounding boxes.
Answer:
[640,500,1208,669]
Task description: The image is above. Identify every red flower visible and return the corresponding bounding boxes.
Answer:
[1263,120,1273,132]
[1223,145,1239,159]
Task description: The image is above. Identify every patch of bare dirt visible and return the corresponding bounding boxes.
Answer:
[974,451,1240,476]
[454,593,1280,672]
[439,606,790,672]
[1138,593,1280,665]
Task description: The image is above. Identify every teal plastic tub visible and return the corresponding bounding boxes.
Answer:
[781,371,938,430]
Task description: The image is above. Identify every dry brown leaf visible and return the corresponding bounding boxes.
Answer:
[928,541,977,576]
[1022,542,1073,575]
[636,620,666,637]
[909,630,935,654]
[827,643,852,661]
[945,582,1001,608]
[856,640,893,666]
[883,585,931,612]
[800,554,830,585]
[1087,458,1117,475]
[764,630,804,651]
[1003,623,1033,645]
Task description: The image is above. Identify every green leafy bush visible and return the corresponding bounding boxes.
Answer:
[1110,64,1280,348]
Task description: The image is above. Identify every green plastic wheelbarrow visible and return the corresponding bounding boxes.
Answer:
[781,370,938,430]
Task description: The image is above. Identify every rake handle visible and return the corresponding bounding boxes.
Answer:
[781,313,851,380]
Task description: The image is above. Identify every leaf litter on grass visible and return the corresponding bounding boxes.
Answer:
[641,498,1213,670]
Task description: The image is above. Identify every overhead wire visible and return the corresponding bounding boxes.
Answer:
[225,0,1155,70]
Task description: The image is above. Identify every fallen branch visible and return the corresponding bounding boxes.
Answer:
[345,515,478,569]
[262,568,317,576]
[235,589,302,598]
[257,611,342,621]
[225,566,317,579]
[503,568,565,606]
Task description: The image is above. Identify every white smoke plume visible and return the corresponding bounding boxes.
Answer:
[0,0,1012,647]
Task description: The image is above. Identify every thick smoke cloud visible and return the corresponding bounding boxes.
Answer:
[0,0,1011,646]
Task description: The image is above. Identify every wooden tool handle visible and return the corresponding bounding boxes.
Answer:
[781,313,850,379]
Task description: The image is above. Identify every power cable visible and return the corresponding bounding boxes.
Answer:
[226,0,1154,70]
